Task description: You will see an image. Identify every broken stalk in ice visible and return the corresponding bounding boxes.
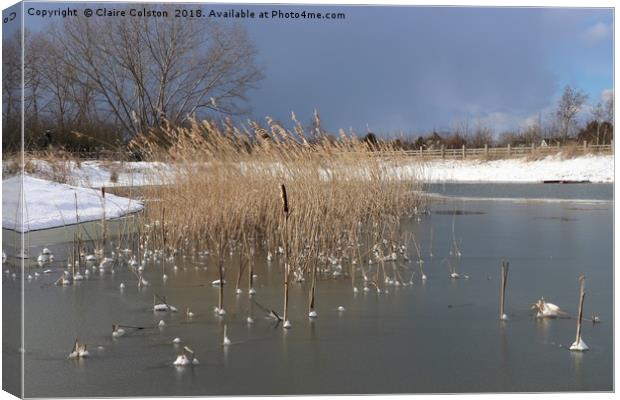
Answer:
[570,274,589,352]
[499,259,509,321]
[280,184,292,328]
[100,187,107,258]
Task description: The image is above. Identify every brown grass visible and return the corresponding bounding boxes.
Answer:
[132,115,424,308]
[559,143,582,160]
[11,150,85,184]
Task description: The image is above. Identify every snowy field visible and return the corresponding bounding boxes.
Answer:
[22,160,174,188]
[12,154,614,187]
[415,154,614,183]
[2,176,143,232]
[4,155,614,188]
[1,154,612,231]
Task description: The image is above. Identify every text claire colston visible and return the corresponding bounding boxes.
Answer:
[96,8,169,17]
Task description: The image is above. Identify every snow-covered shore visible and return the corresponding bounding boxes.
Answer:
[23,160,173,188]
[415,154,613,183]
[2,176,143,232]
[1,155,611,231]
[6,154,614,189]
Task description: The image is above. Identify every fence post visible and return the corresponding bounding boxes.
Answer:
[441,145,445,159]
[611,139,614,154]
[531,142,535,154]
[420,146,423,157]
[507,144,511,157]
[462,144,466,160]
[484,143,488,156]
[583,140,587,153]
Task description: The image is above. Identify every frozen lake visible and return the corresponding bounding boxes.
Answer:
[3,183,613,396]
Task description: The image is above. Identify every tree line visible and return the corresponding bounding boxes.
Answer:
[2,5,263,153]
[2,12,613,155]
[369,85,613,150]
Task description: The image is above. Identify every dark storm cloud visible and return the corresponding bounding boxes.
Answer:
[21,3,612,135]
[242,6,611,134]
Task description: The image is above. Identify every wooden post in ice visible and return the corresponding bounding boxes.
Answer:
[499,259,509,321]
[507,144,511,157]
[575,276,585,341]
[309,262,317,316]
[441,144,445,159]
[484,143,488,157]
[583,140,587,154]
[570,274,589,351]
[280,184,291,328]
[461,144,466,160]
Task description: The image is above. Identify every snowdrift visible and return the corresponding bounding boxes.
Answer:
[2,176,143,232]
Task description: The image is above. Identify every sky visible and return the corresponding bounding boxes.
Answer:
[241,6,613,135]
[8,2,615,136]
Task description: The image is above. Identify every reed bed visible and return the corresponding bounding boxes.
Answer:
[130,115,426,314]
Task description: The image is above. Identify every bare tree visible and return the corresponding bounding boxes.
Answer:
[604,93,614,123]
[50,6,262,137]
[469,120,494,147]
[556,85,588,141]
[20,30,116,151]
[601,92,614,144]
[522,115,543,145]
[2,31,21,150]
[590,102,605,145]
[33,33,101,132]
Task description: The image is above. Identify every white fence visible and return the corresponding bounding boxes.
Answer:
[397,141,613,159]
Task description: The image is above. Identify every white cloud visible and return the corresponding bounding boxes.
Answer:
[581,22,611,43]
[601,88,613,103]
[444,85,611,137]
[464,112,533,133]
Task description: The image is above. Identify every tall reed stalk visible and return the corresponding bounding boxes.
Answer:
[131,113,424,313]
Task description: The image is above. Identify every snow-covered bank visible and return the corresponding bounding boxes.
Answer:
[20,160,173,188]
[415,154,614,183]
[8,154,614,188]
[2,176,143,232]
